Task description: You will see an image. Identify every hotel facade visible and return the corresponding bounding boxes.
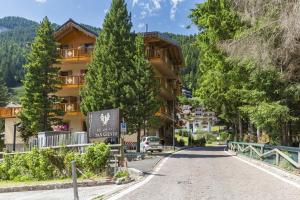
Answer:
[0,19,184,151]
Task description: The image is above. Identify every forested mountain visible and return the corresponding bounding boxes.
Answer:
[166,33,199,90]
[0,16,196,89]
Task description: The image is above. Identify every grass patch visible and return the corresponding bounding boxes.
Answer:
[10,86,24,103]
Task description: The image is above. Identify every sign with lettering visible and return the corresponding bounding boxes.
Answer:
[121,122,127,133]
[87,108,120,138]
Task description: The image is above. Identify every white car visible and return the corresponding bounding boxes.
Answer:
[140,136,163,153]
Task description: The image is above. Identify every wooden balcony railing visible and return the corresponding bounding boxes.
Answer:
[58,47,93,60]
[59,76,84,86]
[0,103,80,118]
[54,103,80,113]
[0,107,21,118]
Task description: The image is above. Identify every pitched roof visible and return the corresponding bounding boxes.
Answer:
[54,19,98,40]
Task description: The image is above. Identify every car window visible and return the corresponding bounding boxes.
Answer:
[148,137,160,142]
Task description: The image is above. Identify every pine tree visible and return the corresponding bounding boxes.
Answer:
[0,70,9,107]
[128,35,161,152]
[81,0,135,121]
[19,17,63,141]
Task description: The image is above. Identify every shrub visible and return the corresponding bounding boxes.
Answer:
[0,143,110,181]
[83,143,110,174]
[219,132,229,141]
[114,170,129,178]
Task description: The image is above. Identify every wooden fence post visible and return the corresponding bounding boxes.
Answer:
[250,147,253,158]
[72,161,79,200]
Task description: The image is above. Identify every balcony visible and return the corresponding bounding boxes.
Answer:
[147,49,178,79]
[157,78,175,100]
[155,106,174,121]
[58,47,93,62]
[0,107,21,118]
[54,103,80,115]
[59,76,84,88]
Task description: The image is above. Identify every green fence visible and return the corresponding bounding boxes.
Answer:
[228,141,300,172]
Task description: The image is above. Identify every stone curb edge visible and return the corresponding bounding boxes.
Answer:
[0,178,115,193]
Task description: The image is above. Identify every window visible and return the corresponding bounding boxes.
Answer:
[60,70,72,76]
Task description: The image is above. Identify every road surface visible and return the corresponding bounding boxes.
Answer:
[115,146,300,200]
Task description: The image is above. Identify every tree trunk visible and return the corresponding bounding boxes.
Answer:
[256,127,260,138]
[136,127,141,153]
[238,114,243,141]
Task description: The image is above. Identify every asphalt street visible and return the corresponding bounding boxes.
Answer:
[117,146,300,200]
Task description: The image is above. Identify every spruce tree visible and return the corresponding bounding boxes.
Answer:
[0,71,9,133]
[19,17,62,141]
[81,0,135,120]
[0,70,9,107]
[128,35,161,152]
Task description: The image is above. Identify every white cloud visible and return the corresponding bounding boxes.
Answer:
[35,0,47,3]
[133,0,163,19]
[170,0,185,20]
[132,0,139,7]
[137,23,146,29]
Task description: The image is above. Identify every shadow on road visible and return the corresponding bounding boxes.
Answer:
[187,146,226,152]
[144,172,166,176]
[171,153,230,159]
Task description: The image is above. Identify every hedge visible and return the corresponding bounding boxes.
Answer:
[0,143,110,181]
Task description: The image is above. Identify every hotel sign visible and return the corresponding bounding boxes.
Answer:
[87,108,120,138]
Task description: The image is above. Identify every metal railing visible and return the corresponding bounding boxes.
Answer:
[228,141,300,170]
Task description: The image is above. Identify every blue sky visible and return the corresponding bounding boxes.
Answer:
[0,0,203,35]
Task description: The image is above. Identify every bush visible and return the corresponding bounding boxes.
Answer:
[83,143,110,174]
[219,132,229,141]
[114,170,129,178]
[0,143,110,181]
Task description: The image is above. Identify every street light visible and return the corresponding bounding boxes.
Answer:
[13,123,21,152]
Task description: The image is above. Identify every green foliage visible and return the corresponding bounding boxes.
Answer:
[18,17,63,140]
[0,143,110,181]
[127,34,161,152]
[81,0,135,121]
[0,70,9,107]
[166,33,200,90]
[83,143,110,174]
[219,131,229,141]
[114,170,129,178]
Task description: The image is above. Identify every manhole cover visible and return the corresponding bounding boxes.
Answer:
[177,180,191,184]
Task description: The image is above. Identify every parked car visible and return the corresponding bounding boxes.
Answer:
[140,136,163,153]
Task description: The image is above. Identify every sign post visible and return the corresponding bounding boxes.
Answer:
[87,108,121,143]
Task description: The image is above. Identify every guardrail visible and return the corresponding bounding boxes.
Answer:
[228,141,300,170]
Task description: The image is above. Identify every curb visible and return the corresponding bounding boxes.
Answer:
[0,178,114,193]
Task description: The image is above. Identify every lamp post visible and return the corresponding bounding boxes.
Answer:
[13,123,21,152]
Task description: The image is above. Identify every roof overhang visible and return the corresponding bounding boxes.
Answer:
[143,32,185,67]
[54,19,98,41]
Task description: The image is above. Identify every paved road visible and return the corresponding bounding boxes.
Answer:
[117,146,300,200]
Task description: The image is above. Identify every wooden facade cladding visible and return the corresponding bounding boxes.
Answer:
[0,107,21,118]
